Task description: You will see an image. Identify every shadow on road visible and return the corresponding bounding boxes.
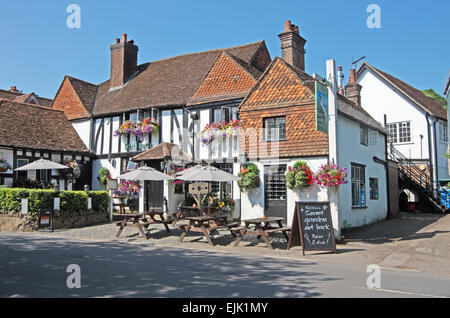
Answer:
[0,234,342,298]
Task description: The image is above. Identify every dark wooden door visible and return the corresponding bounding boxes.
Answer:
[146,180,164,211]
[264,165,287,219]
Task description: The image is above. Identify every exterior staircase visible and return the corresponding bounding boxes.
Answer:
[388,144,448,214]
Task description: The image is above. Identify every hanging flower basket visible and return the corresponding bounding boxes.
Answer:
[62,159,81,183]
[0,156,11,172]
[167,166,185,185]
[316,162,347,190]
[97,167,112,186]
[285,160,315,191]
[114,118,159,140]
[200,120,240,146]
[237,163,261,191]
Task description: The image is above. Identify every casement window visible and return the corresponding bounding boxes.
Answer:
[360,124,368,146]
[369,178,379,200]
[387,121,411,144]
[17,159,29,180]
[439,121,448,143]
[263,116,286,142]
[368,130,378,145]
[351,164,366,208]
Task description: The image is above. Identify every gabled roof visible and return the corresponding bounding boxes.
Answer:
[240,57,386,133]
[187,51,262,105]
[92,41,267,116]
[0,88,53,107]
[0,99,90,153]
[358,62,447,120]
[66,76,98,113]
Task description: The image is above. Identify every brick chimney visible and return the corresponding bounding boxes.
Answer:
[110,33,139,88]
[9,86,19,93]
[278,20,307,71]
[345,69,362,106]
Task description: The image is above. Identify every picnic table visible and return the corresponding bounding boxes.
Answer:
[144,209,173,233]
[115,213,149,240]
[233,217,291,250]
[178,215,239,246]
[171,205,219,225]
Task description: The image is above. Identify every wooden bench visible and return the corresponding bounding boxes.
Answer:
[264,226,291,234]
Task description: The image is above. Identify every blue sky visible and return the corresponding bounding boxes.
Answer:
[0,0,448,99]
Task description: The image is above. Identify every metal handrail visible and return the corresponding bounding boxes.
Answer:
[388,143,442,205]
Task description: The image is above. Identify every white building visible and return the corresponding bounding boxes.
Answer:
[356,62,449,188]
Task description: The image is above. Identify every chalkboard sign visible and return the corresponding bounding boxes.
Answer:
[288,202,336,255]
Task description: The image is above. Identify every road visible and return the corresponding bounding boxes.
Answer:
[0,232,449,298]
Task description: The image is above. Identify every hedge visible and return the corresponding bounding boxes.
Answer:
[0,188,109,214]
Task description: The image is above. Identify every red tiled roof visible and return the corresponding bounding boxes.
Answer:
[0,89,53,107]
[187,52,261,105]
[0,99,90,153]
[92,41,268,116]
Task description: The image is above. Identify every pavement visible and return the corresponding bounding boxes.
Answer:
[26,211,450,275]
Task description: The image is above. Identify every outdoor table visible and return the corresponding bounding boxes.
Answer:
[143,209,172,233]
[178,215,239,246]
[233,217,291,250]
[172,206,201,225]
[115,213,148,240]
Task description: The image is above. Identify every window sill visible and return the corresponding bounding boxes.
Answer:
[352,206,368,209]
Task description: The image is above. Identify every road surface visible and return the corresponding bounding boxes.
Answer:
[0,232,449,298]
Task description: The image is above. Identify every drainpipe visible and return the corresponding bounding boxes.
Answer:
[426,113,439,196]
[383,115,392,218]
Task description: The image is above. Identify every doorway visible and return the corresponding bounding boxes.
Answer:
[264,165,287,219]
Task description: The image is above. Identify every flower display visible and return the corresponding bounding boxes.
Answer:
[316,162,347,188]
[113,118,159,140]
[97,168,112,186]
[167,166,185,185]
[200,120,239,145]
[62,159,81,183]
[0,155,12,172]
[237,163,260,191]
[285,161,314,191]
[114,180,141,198]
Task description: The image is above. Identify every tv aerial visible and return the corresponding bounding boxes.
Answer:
[351,56,366,69]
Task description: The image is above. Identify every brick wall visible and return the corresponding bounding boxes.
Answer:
[53,77,89,120]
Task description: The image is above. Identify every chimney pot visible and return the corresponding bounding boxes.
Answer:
[122,33,127,43]
[284,20,292,32]
[349,69,356,83]
[115,38,120,44]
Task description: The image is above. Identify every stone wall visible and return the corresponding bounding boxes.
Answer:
[0,210,109,232]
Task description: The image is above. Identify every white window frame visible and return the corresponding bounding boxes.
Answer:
[439,121,448,143]
[387,121,412,144]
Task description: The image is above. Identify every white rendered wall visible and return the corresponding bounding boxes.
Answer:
[358,68,429,160]
[337,114,388,230]
[72,120,90,149]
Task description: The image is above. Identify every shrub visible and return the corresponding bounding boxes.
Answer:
[285,160,314,191]
[237,163,261,191]
[0,188,109,214]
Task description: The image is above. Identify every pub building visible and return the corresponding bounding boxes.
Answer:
[0,99,92,190]
[48,21,390,235]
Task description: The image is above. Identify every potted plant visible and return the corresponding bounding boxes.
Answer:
[237,163,261,193]
[0,156,11,173]
[285,160,315,191]
[199,120,240,146]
